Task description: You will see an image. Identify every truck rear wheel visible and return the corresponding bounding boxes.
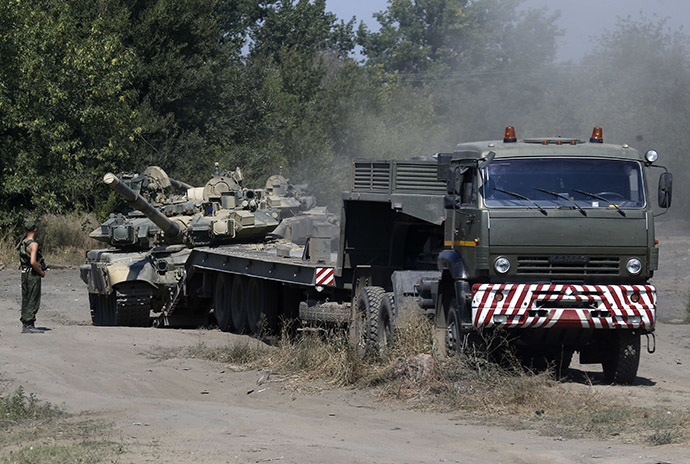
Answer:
[246,278,278,335]
[602,331,640,385]
[213,274,234,332]
[349,286,385,356]
[231,276,247,334]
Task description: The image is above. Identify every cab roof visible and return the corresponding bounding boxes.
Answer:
[453,139,644,162]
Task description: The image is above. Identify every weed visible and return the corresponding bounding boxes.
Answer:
[0,387,122,463]
[167,316,690,446]
[648,430,676,446]
[0,387,63,427]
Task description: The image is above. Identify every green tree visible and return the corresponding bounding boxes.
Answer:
[0,0,136,222]
[224,0,357,203]
[358,0,560,76]
[576,16,690,217]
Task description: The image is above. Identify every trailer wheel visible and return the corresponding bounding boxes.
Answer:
[246,278,278,335]
[602,331,640,385]
[349,286,385,356]
[231,276,247,334]
[213,274,234,332]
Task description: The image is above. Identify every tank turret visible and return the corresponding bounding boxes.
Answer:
[101,171,280,248]
[104,172,187,242]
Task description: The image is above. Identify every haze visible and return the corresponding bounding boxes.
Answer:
[326,0,688,61]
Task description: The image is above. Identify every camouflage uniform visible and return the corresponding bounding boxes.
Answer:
[19,238,42,326]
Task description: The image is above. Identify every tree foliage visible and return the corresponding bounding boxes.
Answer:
[0,0,688,224]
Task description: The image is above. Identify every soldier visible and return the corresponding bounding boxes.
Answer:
[18,219,46,333]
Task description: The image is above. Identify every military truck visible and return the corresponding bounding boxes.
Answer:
[171,126,670,384]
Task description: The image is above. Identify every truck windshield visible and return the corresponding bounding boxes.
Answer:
[483,158,645,209]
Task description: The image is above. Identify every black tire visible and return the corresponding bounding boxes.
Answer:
[434,291,460,358]
[526,346,573,377]
[230,275,247,334]
[280,286,302,320]
[213,274,234,332]
[349,286,385,356]
[602,331,640,385]
[444,299,461,355]
[371,292,395,354]
[245,278,278,335]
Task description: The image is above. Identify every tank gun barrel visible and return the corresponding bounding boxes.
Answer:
[104,173,183,240]
[169,177,193,191]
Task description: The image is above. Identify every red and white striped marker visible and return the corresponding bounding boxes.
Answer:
[315,267,335,286]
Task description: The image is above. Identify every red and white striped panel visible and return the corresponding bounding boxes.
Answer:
[471,284,656,330]
[314,267,335,286]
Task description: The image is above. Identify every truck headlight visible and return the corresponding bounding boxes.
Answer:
[494,257,510,274]
[645,149,658,163]
[626,258,642,275]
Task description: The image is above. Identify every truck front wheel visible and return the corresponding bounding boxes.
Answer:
[602,331,641,385]
[434,297,459,357]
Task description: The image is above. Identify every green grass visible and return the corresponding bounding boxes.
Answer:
[0,387,122,464]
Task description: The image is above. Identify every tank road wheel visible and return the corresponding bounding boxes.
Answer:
[230,276,247,334]
[246,278,279,335]
[602,331,641,385]
[213,274,234,332]
[349,286,385,357]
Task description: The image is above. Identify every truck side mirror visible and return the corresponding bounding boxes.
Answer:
[658,172,672,208]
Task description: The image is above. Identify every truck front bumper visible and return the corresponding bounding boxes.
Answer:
[472,284,655,331]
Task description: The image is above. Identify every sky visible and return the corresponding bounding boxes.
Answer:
[325,0,688,61]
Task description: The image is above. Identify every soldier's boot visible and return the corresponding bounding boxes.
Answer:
[21,324,43,334]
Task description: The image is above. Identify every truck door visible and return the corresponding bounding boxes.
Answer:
[445,164,483,276]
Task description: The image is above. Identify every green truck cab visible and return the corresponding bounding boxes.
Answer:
[434,127,672,383]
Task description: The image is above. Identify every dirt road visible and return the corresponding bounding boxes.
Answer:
[0,237,688,463]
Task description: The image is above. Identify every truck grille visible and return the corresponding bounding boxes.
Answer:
[353,162,391,192]
[352,160,446,194]
[517,256,620,276]
[394,163,446,193]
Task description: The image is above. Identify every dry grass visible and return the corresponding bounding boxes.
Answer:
[169,315,690,446]
[0,214,100,268]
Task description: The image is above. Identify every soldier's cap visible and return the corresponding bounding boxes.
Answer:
[23,217,38,231]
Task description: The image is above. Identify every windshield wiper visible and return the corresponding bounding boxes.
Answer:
[534,188,587,216]
[572,189,626,217]
[493,187,547,215]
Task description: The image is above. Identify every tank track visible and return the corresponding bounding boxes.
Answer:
[89,283,152,327]
[114,284,153,327]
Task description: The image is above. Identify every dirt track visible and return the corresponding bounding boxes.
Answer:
[0,236,689,463]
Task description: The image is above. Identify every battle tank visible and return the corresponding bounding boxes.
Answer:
[264,174,339,248]
[80,166,283,327]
